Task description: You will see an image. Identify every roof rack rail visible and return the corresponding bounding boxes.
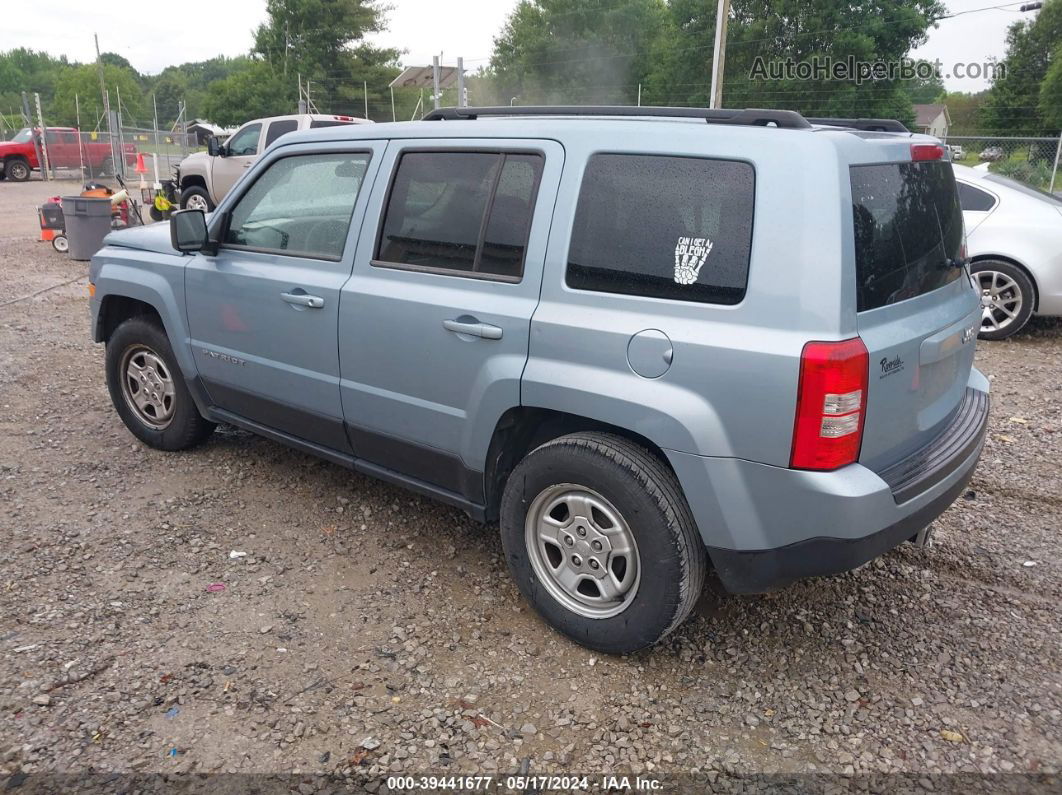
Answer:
[806,117,910,133]
[422,105,812,130]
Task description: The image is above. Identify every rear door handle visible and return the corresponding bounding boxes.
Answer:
[281,292,324,309]
[443,318,503,340]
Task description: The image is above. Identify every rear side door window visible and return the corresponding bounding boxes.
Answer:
[222,152,371,260]
[264,119,299,148]
[375,150,544,280]
[566,154,755,304]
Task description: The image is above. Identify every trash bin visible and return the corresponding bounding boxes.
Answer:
[62,196,112,261]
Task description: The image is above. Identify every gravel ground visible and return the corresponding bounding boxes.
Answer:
[0,180,1059,792]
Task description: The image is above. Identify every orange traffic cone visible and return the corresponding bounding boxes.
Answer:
[135,153,147,174]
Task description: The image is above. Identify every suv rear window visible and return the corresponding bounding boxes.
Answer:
[851,161,963,312]
[567,154,755,304]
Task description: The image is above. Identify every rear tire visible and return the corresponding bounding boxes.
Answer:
[51,235,68,253]
[971,260,1035,340]
[5,158,30,182]
[105,316,215,451]
[500,432,706,654]
[180,186,214,212]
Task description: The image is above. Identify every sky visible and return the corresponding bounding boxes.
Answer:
[0,0,1036,94]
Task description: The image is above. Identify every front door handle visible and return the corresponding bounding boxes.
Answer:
[443,318,503,340]
[281,292,324,309]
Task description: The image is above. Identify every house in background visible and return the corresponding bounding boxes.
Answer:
[185,120,235,146]
[913,104,951,138]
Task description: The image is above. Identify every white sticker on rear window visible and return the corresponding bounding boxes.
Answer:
[673,236,713,285]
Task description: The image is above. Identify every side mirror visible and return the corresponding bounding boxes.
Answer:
[207,136,223,157]
[171,209,209,253]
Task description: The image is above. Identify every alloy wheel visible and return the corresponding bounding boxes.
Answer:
[978,270,1023,333]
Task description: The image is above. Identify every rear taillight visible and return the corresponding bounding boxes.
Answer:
[790,338,869,471]
[911,143,946,161]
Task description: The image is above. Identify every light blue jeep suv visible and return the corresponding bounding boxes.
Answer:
[89,106,990,653]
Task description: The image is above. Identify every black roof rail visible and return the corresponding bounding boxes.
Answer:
[806,117,910,133]
[422,105,812,130]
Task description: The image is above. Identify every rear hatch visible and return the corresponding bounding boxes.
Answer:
[851,154,981,472]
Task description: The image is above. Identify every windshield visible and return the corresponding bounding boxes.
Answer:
[984,173,1062,206]
[10,128,33,143]
[851,160,964,312]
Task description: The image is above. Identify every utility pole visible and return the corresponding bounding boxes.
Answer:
[432,55,441,110]
[457,57,466,108]
[709,0,731,109]
[283,17,290,78]
[364,80,369,119]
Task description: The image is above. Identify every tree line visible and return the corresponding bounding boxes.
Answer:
[1,0,1060,136]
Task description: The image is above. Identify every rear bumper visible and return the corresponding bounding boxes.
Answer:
[667,371,990,594]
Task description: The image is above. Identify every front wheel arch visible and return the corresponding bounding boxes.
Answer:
[96,294,163,343]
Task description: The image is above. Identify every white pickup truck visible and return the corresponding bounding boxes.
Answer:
[177,113,372,211]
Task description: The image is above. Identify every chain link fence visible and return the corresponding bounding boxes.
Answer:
[118,125,197,181]
[3,93,199,186]
[34,128,197,183]
[943,135,1062,193]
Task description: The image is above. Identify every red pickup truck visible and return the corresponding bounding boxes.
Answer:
[0,127,136,182]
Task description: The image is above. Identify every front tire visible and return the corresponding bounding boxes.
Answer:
[971,260,1035,340]
[5,158,30,181]
[105,316,215,451]
[180,186,214,212]
[500,432,706,654]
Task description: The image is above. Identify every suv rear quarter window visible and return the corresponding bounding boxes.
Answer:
[566,154,755,305]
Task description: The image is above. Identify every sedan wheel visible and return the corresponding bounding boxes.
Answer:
[978,270,1022,334]
[970,260,1035,340]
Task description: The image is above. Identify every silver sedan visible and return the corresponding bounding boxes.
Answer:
[953,163,1062,339]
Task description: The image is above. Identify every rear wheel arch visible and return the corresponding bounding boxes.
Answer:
[482,407,679,522]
